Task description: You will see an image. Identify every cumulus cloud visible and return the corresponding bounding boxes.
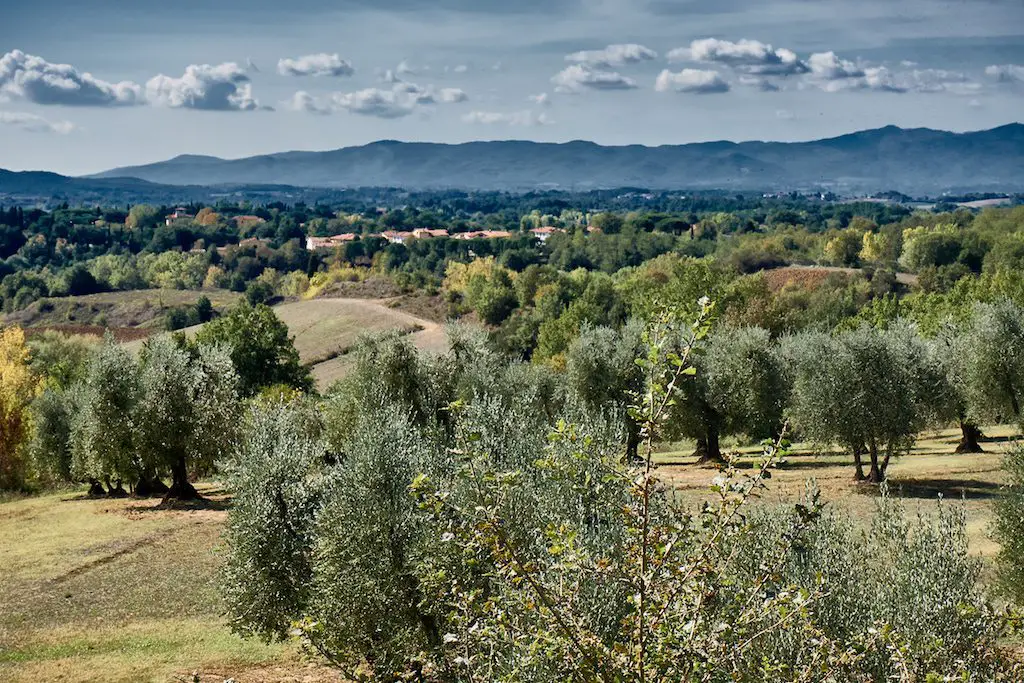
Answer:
[282,90,332,115]
[146,63,264,111]
[986,64,1024,83]
[739,75,780,92]
[669,38,808,76]
[528,92,551,106]
[331,87,421,118]
[0,111,76,134]
[451,64,469,74]
[902,69,981,95]
[277,53,354,77]
[565,44,657,68]
[462,110,552,126]
[804,52,905,92]
[0,49,142,106]
[438,87,468,103]
[288,80,466,118]
[552,64,637,92]
[655,68,730,94]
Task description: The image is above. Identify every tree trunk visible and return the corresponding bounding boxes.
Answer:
[625,418,641,464]
[955,421,985,454]
[135,475,170,497]
[105,478,128,498]
[852,445,867,481]
[694,424,723,464]
[1011,389,1021,420]
[166,455,199,500]
[866,440,885,483]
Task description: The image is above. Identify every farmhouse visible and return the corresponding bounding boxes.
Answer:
[529,226,562,242]
[306,233,358,250]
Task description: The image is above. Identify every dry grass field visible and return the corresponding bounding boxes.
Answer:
[113,296,451,390]
[657,424,1020,558]
[0,426,1017,681]
[4,290,242,330]
[0,485,343,683]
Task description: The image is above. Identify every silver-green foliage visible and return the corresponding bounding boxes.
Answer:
[739,485,1010,680]
[964,299,1024,424]
[222,314,1019,681]
[70,337,140,485]
[785,324,935,481]
[995,444,1024,604]
[135,336,240,486]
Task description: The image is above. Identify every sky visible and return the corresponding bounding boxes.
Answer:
[0,0,1022,176]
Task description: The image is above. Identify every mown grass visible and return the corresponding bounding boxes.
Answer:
[657,424,1020,558]
[0,485,336,683]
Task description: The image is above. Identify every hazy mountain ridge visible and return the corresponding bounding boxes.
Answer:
[85,124,1024,194]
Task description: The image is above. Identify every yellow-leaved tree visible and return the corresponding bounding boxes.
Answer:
[0,326,41,490]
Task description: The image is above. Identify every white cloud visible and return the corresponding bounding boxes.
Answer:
[438,87,468,103]
[902,69,981,95]
[277,53,354,77]
[565,44,657,69]
[452,64,469,74]
[462,110,552,126]
[0,49,142,107]
[807,51,865,80]
[986,64,1024,83]
[282,90,332,114]
[655,68,730,94]
[0,111,76,134]
[528,92,551,106]
[670,38,808,76]
[805,52,905,92]
[146,62,264,110]
[739,75,780,92]
[775,109,795,120]
[332,87,419,118]
[397,60,428,77]
[552,64,637,92]
[289,80,466,119]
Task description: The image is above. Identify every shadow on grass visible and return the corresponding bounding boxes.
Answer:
[124,496,233,513]
[854,478,1003,501]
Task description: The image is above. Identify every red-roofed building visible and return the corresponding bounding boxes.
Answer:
[306,233,358,250]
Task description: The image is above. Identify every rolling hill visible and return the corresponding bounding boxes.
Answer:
[86,123,1024,195]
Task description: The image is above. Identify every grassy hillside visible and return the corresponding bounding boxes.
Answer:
[0,426,1015,681]
[0,485,343,683]
[5,290,242,331]
[120,297,450,390]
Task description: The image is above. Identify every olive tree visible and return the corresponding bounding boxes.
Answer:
[565,321,644,461]
[963,299,1024,426]
[927,324,985,453]
[135,336,240,499]
[29,386,78,484]
[670,325,788,463]
[786,325,933,483]
[70,338,140,495]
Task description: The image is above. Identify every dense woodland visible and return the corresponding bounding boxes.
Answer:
[3,195,1024,680]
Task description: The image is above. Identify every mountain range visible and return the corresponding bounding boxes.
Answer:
[2,124,1023,201]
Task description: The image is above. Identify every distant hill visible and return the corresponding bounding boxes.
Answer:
[85,124,1024,195]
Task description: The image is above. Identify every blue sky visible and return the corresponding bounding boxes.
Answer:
[1,0,1022,175]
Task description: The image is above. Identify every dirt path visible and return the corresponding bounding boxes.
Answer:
[304,297,450,390]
